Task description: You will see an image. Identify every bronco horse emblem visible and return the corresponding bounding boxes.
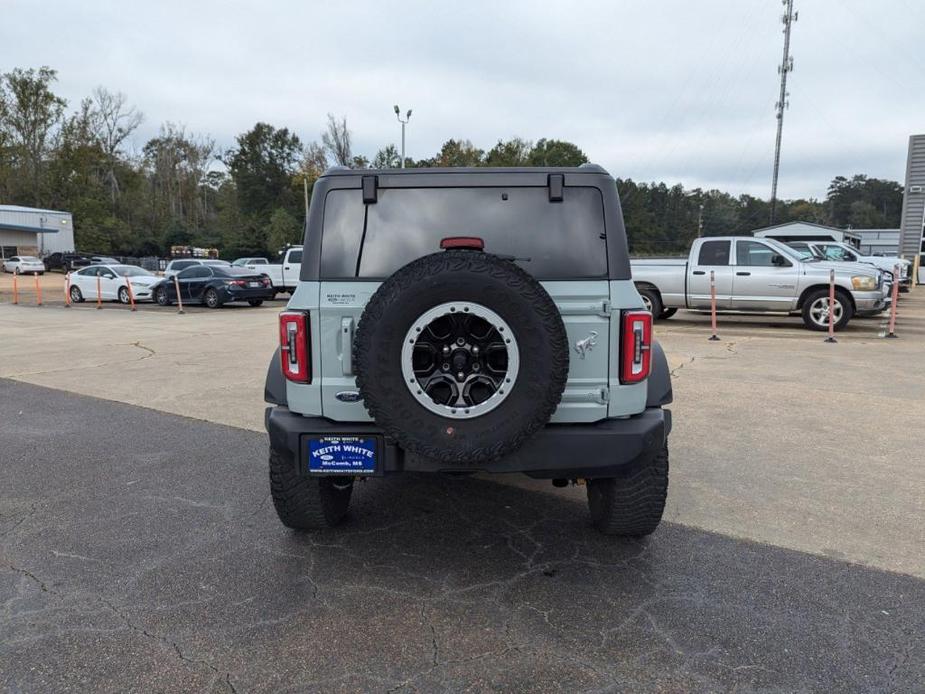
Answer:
[574,331,598,359]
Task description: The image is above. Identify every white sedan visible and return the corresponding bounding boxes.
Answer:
[3,256,46,274]
[68,264,162,304]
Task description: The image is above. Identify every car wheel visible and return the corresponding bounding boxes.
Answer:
[637,285,663,318]
[354,250,569,465]
[118,287,131,304]
[155,287,172,306]
[69,285,84,303]
[801,288,853,331]
[247,299,264,307]
[269,446,353,529]
[660,308,677,319]
[204,288,222,309]
[587,445,669,537]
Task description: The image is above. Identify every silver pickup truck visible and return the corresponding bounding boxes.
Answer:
[630,237,888,331]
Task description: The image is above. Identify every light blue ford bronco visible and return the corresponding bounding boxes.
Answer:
[264,165,672,536]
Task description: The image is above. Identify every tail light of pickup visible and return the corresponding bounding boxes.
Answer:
[279,311,311,383]
[620,310,652,384]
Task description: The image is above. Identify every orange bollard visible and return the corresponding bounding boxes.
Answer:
[34,272,42,306]
[173,275,185,314]
[12,271,18,305]
[824,269,837,343]
[96,274,102,309]
[708,269,720,341]
[886,264,901,338]
[125,278,136,311]
[64,272,71,307]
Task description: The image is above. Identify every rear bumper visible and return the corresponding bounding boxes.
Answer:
[265,406,670,480]
[219,286,275,302]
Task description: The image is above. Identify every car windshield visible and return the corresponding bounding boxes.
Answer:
[20,256,40,261]
[112,265,153,277]
[764,239,804,262]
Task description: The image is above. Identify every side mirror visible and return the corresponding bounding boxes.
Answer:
[772,254,787,266]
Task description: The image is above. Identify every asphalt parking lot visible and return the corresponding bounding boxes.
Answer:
[2,289,924,692]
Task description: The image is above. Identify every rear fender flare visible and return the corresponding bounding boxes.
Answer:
[646,340,672,407]
[265,347,287,405]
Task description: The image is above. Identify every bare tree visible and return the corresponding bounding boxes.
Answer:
[90,86,143,204]
[301,140,329,183]
[321,114,352,167]
[143,123,215,230]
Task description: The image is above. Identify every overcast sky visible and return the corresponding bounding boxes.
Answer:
[3,0,923,199]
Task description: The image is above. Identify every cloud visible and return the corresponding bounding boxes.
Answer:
[2,0,921,198]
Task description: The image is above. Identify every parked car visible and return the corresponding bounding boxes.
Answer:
[787,241,912,291]
[255,246,302,294]
[163,258,232,278]
[153,264,274,308]
[44,252,92,273]
[631,237,887,331]
[232,257,269,267]
[264,165,673,537]
[2,256,46,274]
[68,264,161,303]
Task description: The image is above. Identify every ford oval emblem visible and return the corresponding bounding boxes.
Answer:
[335,390,362,403]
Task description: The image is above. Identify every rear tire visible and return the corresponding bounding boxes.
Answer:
[247,299,264,307]
[587,445,669,537]
[637,285,663,318]
[269,447,353,529]
[660,308,677,319]
[69,285,84,303]
[204,287,222,309]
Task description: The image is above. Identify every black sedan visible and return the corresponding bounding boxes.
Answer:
[152,265,275,308]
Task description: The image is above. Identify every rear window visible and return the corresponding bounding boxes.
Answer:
[697,241,730,266]
[319,186,608,279]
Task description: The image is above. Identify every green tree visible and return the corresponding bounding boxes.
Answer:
[372,144,401,168]
[1,66,66,204]
[226,122,302,218]
[485,138,532,166]
[528,138,588,167]
[433,139,483,167]
[266,207,302,252]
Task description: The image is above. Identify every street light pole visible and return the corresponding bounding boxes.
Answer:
[393,105,412,168]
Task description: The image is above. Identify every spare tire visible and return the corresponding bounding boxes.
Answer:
[354,250,569,464]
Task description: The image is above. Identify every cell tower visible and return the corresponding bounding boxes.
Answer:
[770,0,797,224]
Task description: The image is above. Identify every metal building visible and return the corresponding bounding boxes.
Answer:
[898,134,925,263]
[0,205,75,259]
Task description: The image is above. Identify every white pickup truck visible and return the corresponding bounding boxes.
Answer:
[247,246,302,295]
[631,237,888,331]
[786,241,912,291]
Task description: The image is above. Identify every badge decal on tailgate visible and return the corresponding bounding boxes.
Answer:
[307,436,377,474]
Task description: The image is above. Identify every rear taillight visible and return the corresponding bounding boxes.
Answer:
[279,311,310,382]
[620,310,652,384]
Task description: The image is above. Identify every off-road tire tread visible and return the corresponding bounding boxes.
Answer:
[354,250,569,464]
[269,447,352,529]
[587,446,669,536]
